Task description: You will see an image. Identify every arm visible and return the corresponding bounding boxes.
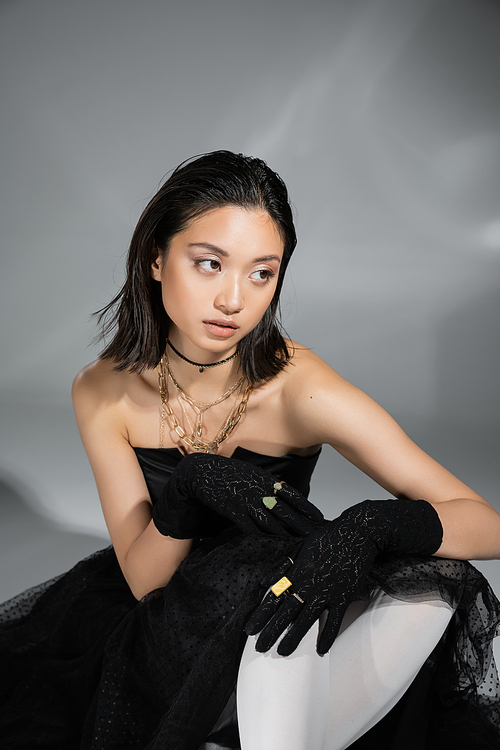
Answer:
[72,362,192,601]
[282,348,500,561]
[246,349,499,655]
[153,452,323,539]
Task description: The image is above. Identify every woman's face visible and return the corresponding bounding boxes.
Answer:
[151,205,284,361]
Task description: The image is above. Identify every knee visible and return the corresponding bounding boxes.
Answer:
[371,556,469,613]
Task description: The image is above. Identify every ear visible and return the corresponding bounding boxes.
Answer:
[151,248,162,281]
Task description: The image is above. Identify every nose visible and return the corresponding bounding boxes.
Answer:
[214,273,244,315]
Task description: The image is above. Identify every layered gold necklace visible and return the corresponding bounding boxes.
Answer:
[157,350,252,453]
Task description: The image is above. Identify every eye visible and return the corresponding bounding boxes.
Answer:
[250,268,275,283]
[197,259,221,272]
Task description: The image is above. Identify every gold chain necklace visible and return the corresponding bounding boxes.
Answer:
[157,353,252,453]
[177,383,242,449]
[164,352,244,409]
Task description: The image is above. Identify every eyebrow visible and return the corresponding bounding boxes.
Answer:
[188,242,281,264]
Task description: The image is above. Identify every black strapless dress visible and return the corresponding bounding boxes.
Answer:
[0,447,499,750]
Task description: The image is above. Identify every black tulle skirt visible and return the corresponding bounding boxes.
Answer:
[1,527,499,749]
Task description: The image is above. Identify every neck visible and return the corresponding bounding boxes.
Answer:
[167,338,239,373]
[165,335,243,398]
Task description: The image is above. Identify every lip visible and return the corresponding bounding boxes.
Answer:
[203,319,239,338]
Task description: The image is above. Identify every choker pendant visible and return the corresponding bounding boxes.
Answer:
[167,338,239,373]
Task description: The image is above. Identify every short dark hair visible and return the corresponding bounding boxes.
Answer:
[95,150,297,383]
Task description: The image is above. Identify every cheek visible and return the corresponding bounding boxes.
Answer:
[159,267,189,318]
[247,286,276,324]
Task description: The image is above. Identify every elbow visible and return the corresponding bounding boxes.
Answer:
[120,551,166,601]
[120,530,193,601]
[124,563,173,602]
[121,563,149,601]
[130,581,158,602]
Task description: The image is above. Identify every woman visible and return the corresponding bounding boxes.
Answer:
[1,150,499,749]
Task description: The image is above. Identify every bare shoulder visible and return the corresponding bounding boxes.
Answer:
[280,340,380,448]
[282,341,351,399]
[71,359,127,403]
[72,358,131,437]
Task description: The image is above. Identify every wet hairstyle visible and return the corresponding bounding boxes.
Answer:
[95,150,297,383]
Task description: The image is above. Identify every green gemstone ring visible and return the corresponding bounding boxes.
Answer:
[263,496,277,509]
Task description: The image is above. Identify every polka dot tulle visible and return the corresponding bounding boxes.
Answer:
[367,556,500,745]
[1,541,499,749]
[1,447,499,748]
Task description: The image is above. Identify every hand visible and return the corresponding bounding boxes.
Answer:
[152,452,324,539]
[246,498,443,656]
[246,516,377,656]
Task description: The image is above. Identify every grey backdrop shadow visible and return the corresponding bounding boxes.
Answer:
[0,474,105,603]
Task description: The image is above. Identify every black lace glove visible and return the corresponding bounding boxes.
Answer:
[152,452,324,539]
[246,498,443,656]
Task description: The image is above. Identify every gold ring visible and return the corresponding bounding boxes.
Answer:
[262,480,285,510]
[292,592,305,604]
[271,576,292,597]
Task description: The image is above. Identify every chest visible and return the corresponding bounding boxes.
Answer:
[123,374,304,456]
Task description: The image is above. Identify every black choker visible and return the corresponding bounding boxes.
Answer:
[166,339,239,373]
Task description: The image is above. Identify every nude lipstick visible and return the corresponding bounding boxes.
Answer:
[203,319,239,338]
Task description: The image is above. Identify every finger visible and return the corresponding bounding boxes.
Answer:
[245,557,292,635]
[245,591,282,635]
[255,596,303,652]
[270,503,319,535]
[230,515,265,534]
[316,605,347,655]
[252,507,292,536]
[277,485,324,522]
[245,556,293,634]
[276,603,321,656]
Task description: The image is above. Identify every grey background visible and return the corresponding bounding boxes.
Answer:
[1,0,499,665]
